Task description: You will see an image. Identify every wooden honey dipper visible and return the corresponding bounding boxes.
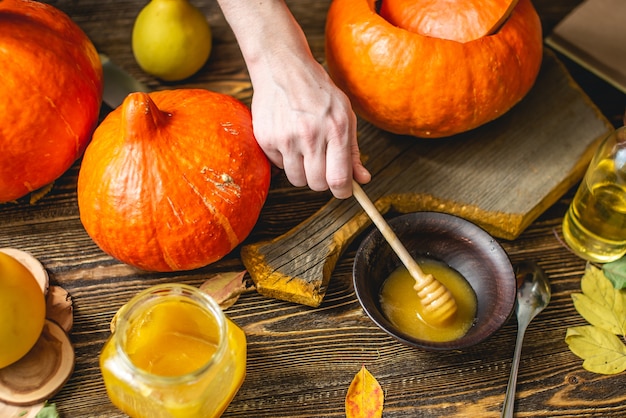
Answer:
[352,180,457,325]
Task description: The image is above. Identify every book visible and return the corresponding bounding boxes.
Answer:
[545,0,626,94]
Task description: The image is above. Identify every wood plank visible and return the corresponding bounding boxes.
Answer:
[1,1,624,417]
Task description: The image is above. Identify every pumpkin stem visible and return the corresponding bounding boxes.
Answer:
[121,92,169,139]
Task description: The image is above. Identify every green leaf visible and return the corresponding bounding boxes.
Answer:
[603,257,626,289]
[35,402,60,418]
[565,326,626,374]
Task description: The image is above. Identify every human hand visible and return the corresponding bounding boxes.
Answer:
[215,0,370,198]
[249,56,371,199]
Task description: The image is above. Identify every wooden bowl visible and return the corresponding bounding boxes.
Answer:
[352,211,516,351]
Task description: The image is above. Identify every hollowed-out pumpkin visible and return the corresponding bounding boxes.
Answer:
[0,0,102,202]
[325,0,543,138]
[77,90,271,272]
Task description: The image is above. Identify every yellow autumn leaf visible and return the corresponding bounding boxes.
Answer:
[565,326,626,374]
[345,365,384,418]
[574,264,626,335]
[566,263,626,374]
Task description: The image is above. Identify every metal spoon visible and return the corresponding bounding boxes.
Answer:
[501,261,551,418]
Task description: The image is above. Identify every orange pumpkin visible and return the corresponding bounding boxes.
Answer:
[0,0,102,202]
[77,90,271,272]
[325,0,543,138]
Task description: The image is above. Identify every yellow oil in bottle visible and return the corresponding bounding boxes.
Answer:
[379,259,477,342]
[563,159,626,262]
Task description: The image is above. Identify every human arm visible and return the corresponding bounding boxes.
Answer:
[215,0,370,199]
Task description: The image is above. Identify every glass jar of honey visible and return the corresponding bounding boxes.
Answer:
[99,283,246,418]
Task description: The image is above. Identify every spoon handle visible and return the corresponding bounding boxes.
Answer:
[351,181,426,282]
[501,322,529,418]
[351,181,458,323]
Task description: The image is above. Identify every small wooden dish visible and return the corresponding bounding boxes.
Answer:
[353,211,516,351]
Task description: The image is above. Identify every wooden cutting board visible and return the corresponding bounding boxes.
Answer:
[241,49,613,307]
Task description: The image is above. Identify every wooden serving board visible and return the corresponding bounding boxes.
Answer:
[241,49,613,307]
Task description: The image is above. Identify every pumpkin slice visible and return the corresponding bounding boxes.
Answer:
[0,320,74,406]
[0,250,73,331]
[380,0,519,42]
[0,248,49,295]
[326,0,542,137]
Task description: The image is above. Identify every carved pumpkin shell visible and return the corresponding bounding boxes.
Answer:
[325,0,543,138]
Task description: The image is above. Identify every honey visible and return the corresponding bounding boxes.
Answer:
[100,284,246,418]
[123,300,220,376]
[380,259,477,342]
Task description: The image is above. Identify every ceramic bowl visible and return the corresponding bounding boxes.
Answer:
[352,211,516,351]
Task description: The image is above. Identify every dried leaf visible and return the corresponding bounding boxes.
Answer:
[198,270,252,309]
[565,326,626,374]
[345,365,384,418]
[45,286,73,333]
[574,264,626,336]
[603,257,626,289]
[29,183,54,205]
[566,264,626,374]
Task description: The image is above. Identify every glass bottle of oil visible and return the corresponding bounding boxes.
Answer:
[100,283,246,418]
[562,125,626,263]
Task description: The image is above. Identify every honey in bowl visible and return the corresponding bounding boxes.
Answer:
[379,258,477,342]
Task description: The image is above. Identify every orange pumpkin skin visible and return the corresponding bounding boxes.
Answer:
[325,0,543,138]
[77,90,271,272]
[0,0,103,202]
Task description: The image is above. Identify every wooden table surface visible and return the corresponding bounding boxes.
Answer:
[2,0,626,416]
